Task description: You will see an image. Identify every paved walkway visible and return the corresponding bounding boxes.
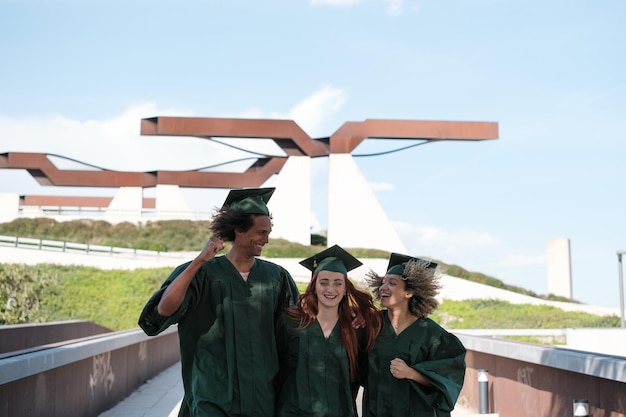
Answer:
[98,362,486,417]
[98,363,183,417]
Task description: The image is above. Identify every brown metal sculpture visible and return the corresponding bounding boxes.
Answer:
[0,152,286,189]
[0,117,498,206]
[140,116,498,155]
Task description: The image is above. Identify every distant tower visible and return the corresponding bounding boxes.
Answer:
[547,238,572,299]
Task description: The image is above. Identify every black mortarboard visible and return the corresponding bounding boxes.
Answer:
[222,187,275,216]
[300,244,363,275]
[386,253,437,275]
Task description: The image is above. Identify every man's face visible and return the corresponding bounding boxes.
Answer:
[235,215,272,257]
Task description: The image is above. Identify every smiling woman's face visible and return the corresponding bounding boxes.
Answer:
[315,270,346,309]
[379,274,412,309]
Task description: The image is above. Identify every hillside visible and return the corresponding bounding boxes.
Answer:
[0,218,621,333]
[0,218,576,302]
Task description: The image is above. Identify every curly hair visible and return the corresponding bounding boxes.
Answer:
[209,206,273,242]
[286,273,382,382]
[365,259,442,318]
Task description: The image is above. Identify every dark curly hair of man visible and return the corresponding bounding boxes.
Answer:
[209,206,273,242]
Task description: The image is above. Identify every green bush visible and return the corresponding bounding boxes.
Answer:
[0,264,59,324]
[37,265,169,330]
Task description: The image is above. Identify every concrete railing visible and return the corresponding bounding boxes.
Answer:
[0,320,112,355]
[2,323,625,417]
[0,325,179,417]
[455,332,626,417]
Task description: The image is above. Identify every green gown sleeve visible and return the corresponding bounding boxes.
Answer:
[137,261,197,335]
[279,266,299,310]
[409,327,467,413]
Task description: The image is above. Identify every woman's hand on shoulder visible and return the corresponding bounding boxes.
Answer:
[351,308,366,329]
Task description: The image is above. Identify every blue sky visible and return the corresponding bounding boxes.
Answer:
[1,0,625,308]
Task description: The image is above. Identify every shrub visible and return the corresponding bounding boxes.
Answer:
[0,264,59,324]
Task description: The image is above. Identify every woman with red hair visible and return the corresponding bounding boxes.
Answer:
[275,245,381,417]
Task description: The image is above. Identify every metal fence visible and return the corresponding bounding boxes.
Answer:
[0,234,179,259]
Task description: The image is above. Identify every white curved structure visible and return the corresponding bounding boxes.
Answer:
[327,153,406,253]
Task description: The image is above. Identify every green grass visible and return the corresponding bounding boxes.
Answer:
[1,263,620,334]
[430,299,620,329]
[0,218,576,303]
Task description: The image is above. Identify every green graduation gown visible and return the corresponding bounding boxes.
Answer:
[138,256,299,417]
[362,310,466,417]
[275,313,358,417]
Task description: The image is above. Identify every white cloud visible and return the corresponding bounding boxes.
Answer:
[217,85,347,150]
[385,0,404,15]
[288,85,348,137]
[0,103,242,172]
[487,253,546,269]
[310,210,323,233]
[231,85,347,138]
[395,222,500,257]
[394,221,547,293]
[369,181,395,191]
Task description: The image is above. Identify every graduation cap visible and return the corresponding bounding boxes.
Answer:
[223,187,275,216]
[300,244,363,275]
[386,253,437,276]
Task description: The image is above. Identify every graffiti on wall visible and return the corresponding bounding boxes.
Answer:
[89,352,115,397]
[139,341,147,362]
[517,366,538,415]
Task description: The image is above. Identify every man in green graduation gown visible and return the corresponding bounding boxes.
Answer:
[138,187,299,417]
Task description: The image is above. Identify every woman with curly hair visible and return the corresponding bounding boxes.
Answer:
[275,245,381,417]
[362,253,466,417]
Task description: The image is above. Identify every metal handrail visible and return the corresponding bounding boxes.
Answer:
[0,234,184,259]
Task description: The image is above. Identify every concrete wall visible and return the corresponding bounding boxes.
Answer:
[0,193,19,223]
[155,184,192,218]
[0,321,111,355]
[104,186,143,223]
[456,333,626,417]
[3,324,625,417]
[0,327,179,417]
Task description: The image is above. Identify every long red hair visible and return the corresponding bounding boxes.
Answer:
[285,272,381,381]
